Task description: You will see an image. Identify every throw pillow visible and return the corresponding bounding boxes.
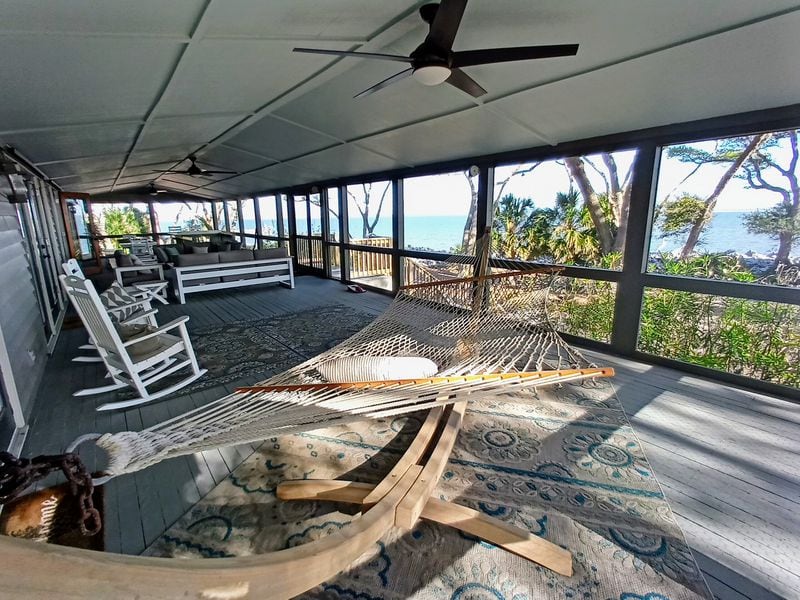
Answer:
[191,245,209,254]
[100,283,138,323]
[230,241,242,251]
[164,247,180,261]
[153,247,169,263]
[115,253,133,267]
[317,356,438,383]
[129,254,154,274]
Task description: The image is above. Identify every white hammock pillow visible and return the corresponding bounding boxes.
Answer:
[318,356,438,382]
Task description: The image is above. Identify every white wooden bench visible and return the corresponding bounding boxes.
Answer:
[173,257,294,304]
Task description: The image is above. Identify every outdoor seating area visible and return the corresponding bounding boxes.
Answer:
[0,2,798,599]
[170,246,294,304]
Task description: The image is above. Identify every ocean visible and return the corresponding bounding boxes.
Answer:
[244,212,793,258]
[649,211,795,257]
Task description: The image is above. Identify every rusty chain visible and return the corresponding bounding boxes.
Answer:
[0,451,101,536]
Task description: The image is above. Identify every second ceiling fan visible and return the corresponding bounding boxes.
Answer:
[294,0,578,98]
[152,155,239,178]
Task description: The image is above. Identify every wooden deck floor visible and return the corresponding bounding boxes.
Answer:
[22,276,799,600]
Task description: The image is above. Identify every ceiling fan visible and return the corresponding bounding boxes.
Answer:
[293,0,578,98]
[146,182,168,196]
[152,155,239,178]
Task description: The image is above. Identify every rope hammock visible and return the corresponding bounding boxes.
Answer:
[85,261,611,480]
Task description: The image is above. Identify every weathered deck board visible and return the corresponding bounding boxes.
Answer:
[20,275,798,600]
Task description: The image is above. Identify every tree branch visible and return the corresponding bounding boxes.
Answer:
[369,183,390,231]
[493,163,540,202]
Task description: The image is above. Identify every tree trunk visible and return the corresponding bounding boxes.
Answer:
[680,134,767,258]
[564,157,615,254]
[461,172,479,253]
[605,152,634,255]
[772,231,793,270]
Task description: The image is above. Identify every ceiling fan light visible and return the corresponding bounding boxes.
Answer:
[413,65,451,86]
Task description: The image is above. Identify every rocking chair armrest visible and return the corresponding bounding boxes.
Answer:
[122,316,190,347]
[118,308,158,326]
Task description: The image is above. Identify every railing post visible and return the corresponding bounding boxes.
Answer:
[276,195,285,239]
[474,165,494,279]
[147,200,158,243]
[611,142,659,355]
[210,201,219,230]
[392,178,403,292]
[254,195,263,249]
[339,185,350,282]
[287,194,298,266]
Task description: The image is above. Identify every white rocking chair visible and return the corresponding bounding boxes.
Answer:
[60,275,207,411]
[62,260,159,364]
[63,258,168,305]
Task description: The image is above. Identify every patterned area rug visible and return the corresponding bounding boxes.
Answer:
[145,378,712,600]
[120,306,375,398]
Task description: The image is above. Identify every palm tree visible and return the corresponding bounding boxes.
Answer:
[492,194,534,259]
[550,189,601,264]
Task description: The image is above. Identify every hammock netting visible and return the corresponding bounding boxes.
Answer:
[95,261,608,478]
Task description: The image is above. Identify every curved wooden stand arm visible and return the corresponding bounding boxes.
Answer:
[277,400,573,578]
[278,478,572,577]
[0,467,422,599]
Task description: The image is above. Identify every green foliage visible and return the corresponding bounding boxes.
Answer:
[638,289,800,387]
[491,194,536,260]
[550,277,616,343]
[667,136,766,165]
[551,252,798,387]
[100,206,150,249]
[656,194,708,237]
[649,253,756,282]
[491,188,602,266]
[485,158,799,387]
[743,204,800,240]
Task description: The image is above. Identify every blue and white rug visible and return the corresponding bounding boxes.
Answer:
[145,375,711,600]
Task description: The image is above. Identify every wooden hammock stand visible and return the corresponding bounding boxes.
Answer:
[0,366,612,599]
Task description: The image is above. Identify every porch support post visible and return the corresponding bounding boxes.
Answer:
[610,142,659,355]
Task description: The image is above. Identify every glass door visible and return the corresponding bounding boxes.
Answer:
[16,181,69,350]
[60,192,102,271]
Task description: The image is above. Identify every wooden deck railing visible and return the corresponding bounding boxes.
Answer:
[348,237,391,278]
[295,238,460,286]
[296,237,324,269]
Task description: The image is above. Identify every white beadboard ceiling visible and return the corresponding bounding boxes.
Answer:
[0,0,799,199]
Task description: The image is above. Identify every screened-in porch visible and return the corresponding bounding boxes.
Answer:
[0,2,798,599]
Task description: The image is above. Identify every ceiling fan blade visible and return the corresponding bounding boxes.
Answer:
[445,67,486,98]
[293,48,411,63]
[354,67,413,98]
[452,44,579,68]
[425,0,467,51]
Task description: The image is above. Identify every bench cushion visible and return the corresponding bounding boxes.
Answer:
[219,249,255,262]
[254,247,288,260]
[219,250,257,282]
[175,252,221,285]
[254,247,291,279]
